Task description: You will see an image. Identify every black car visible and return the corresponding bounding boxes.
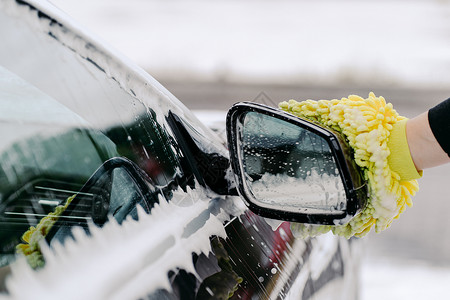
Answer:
[0,1,363,299]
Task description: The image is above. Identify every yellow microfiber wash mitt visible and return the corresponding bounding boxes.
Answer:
[16,195,74,268]
[279,92,420,238]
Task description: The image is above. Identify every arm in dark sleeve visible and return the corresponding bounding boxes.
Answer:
[428,98,450,157]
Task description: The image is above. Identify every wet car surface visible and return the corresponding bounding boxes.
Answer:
[0,1,361,299]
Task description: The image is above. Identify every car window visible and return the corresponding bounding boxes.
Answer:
[0,65,180,267]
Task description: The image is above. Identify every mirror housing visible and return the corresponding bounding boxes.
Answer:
[226,102,367,225]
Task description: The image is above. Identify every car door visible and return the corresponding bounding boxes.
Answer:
[0,1,360,299]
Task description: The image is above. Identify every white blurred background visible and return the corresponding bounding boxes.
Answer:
[49,0,450,299]
[51,0,450,88]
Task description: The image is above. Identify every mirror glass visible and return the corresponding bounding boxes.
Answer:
[240,112,347,215]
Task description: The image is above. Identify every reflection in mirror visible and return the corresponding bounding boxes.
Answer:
[241,112,347,215]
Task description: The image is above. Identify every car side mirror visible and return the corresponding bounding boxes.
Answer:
[226,102,367,225]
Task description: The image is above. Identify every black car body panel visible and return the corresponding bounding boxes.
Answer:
[0,0,360,299]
